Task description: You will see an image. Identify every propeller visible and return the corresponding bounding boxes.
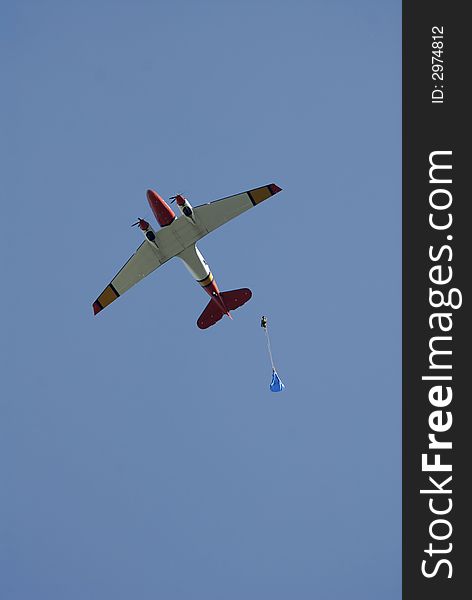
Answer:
[169,192,186,203]
[131,218,149,229]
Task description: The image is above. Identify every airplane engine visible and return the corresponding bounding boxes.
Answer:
[132,218,157,243]
[173,195,194,221]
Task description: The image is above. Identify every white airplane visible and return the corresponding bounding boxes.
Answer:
[92,183,282,328]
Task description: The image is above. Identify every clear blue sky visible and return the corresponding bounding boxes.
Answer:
[1,1,400,598]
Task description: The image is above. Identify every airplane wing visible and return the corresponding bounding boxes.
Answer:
[93,241,168,314]
[193,183,282,235]
[148,183,282,256]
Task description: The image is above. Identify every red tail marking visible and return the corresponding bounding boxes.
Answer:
[197,301,225,329]
[197,288,252,329]
[220,288,252,311]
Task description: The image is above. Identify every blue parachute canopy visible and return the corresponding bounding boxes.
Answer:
[270,369,285,393]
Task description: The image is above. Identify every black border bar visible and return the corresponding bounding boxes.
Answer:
[403,2,470,597]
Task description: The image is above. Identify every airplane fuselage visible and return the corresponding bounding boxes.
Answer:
[142,190,230,318]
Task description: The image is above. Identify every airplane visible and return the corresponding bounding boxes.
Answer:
[92,183,282,328]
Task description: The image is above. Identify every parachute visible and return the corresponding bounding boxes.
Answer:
[261,316,285,392]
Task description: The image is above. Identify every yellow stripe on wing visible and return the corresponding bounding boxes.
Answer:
[247,183,281,206]
[93,284,120,314]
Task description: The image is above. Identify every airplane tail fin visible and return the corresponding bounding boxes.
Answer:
[197,288,252,329]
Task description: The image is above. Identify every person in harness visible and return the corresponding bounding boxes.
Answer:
[260,315,267,329]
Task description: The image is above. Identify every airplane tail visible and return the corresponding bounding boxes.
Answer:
[220,288,252,311]
[197,288,252,329]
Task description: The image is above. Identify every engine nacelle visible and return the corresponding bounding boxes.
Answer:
[136,218,157,244]
[174,195,195,221]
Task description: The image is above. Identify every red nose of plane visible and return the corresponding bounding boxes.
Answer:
[146,189,176,227]
[146,189,160,203]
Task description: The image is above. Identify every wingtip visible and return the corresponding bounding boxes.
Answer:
[92,301,102,315]
[269,183,282,195]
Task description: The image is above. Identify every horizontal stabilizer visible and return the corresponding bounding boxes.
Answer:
[197,300,225,329]
[197,288,252,329]
[220,288,252,311]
